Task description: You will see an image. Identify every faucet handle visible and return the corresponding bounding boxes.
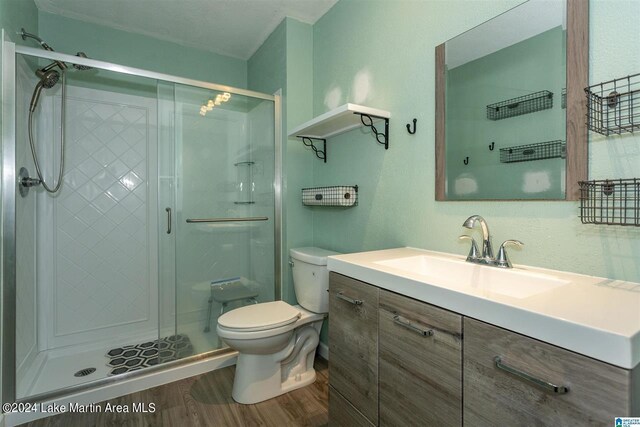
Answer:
[496,240,524,268]
[459,235,480,262]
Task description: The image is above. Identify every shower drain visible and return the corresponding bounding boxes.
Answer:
[74,367,96,377]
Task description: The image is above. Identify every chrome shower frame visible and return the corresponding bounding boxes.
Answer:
[1,36,283,407]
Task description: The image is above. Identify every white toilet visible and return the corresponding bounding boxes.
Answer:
[217,246,339,404]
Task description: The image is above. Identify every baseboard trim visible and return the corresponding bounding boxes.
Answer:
[317,342,329,360]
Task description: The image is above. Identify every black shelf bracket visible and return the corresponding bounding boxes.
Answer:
[298,136,327,163]
[355,113,389,149]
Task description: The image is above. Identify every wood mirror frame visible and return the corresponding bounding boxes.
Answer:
[435,0,588,201]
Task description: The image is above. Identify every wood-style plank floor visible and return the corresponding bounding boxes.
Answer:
[24,358,328,427]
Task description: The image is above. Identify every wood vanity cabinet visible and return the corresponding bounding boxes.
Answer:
[329,385,375,427]
[464,318,636,425]
[329,273,463,426]
[328,273,379,425]
[378,289,463,426]
[328,273,638,426]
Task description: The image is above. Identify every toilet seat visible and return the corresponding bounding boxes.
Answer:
[217,304,324,341]
[218,301,301,332]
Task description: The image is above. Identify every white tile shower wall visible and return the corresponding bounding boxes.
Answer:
[35,85,158,350]
[15,55,39,394]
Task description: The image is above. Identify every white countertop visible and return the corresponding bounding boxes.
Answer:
[327,247,640,369]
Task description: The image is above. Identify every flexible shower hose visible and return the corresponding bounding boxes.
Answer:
[28,71,66,193]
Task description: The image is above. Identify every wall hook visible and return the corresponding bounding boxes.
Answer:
[406,118,417,134]
[489,142,495,151]
[463,157,469,165]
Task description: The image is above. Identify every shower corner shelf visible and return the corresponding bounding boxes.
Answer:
[579,178,640,226]
[234,160,255,204]
[288,103,391,162]
[486,90,554,121]
[585,72,640,136]
[499,140,566,163]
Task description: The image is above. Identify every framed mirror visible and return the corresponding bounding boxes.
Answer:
[435,0,588,201]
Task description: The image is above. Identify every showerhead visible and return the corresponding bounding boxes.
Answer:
[30,69,61,112]
[72,52,93,70]
[36,68,60,88]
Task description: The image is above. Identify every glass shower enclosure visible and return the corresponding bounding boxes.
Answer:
[1,40,280,403]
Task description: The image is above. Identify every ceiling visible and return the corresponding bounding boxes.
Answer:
[34,0,338,60]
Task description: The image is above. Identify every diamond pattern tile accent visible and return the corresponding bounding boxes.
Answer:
[119,171,143,191]
[54,99,150,336]
[77,157,102,178]
[106,182,129,202]
[106,159,129,179]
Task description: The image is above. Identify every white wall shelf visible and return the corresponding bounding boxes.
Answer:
[288,103,391,162]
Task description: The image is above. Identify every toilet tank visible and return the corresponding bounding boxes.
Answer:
[290,247,341,314]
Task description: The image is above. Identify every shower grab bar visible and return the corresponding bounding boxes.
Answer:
[186,216,269,223]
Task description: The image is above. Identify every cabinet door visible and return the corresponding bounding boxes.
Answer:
[329,273,379,424]
[464,318,632,426]
[329,386,375,427]
[378,289,462,426]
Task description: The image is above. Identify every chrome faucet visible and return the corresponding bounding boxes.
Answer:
[462,215,494,262]
[459,215,523,268]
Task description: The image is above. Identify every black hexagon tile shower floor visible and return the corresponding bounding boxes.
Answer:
[105,334,194,376]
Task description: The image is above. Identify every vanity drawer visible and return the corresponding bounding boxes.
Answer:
[329,386,375,427]
[464,318,634,426]
[329,272,379,424]
[378,289,462,426]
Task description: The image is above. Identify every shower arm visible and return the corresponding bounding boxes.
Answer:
[40,61,62,73]
[19,28,68,70]
[19,28,53,51]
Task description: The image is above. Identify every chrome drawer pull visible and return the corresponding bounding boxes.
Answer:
[336,292,363,305]
[494,356,569,394]
[393,315,434,337]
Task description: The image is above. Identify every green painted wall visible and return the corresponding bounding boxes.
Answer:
[248,18,314,306]
[0,0,39,166]
[0,0,38,45]
[446,27,566,200]
[37,11,247,89]
[31,11,247,99]
[309,0,640,284]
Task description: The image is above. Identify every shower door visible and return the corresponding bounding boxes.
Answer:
[3,40,280,402]
[158,83,277,357]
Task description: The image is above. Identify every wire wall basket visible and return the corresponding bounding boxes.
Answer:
[500,140,566,163]
[486,90,554,121]
[579,179,640,226]
[586,73,640,136]
[302,185,358,207]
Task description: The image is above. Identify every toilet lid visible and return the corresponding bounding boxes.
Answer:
[218,301,301,332]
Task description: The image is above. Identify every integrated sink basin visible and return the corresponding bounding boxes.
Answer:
[374,254,569,299]
[327,247,640,369]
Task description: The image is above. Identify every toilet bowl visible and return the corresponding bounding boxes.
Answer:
[217,247,339,404]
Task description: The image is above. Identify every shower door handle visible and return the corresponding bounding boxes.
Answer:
[186,217,269,223]
[165,207,172,234]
